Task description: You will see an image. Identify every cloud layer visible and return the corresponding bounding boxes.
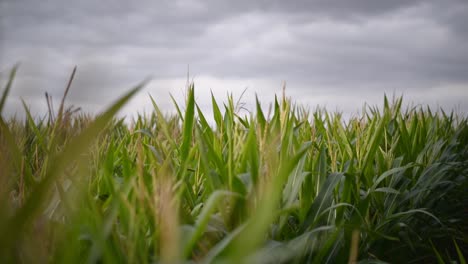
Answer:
[1,0,467,119]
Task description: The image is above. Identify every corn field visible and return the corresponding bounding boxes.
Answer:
[1,66,467,263]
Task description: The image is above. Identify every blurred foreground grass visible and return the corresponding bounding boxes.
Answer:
[0,66,467,263]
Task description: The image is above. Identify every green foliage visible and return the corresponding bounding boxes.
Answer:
[0,68,467,263]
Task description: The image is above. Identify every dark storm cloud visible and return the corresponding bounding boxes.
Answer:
[205,0,427,18]
[1,0,467,117]
[198,8,468,87]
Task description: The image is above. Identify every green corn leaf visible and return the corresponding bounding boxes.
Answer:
[180,85,195,161]
[0,65,18,115]
[301,173,344,232]
[183,190,241,258]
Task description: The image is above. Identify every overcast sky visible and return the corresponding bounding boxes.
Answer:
[1,0,467,120]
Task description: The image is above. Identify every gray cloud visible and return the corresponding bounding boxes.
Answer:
[1,0,467,118]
